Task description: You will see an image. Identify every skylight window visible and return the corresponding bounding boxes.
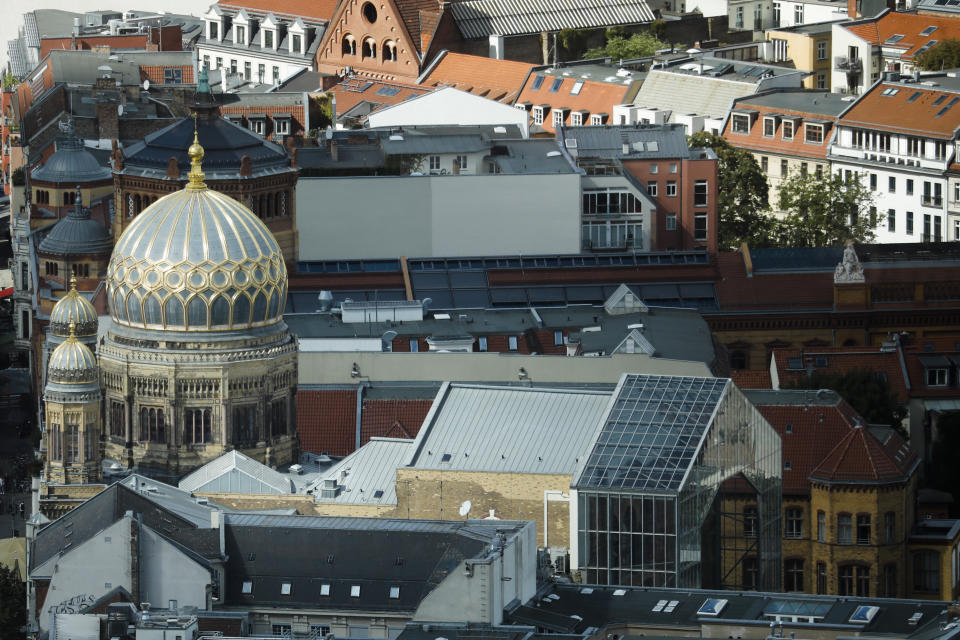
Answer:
[849,605,880,624]
[885,34,905,44]
[612,589,627,596]
[907,91,923,102]
[441,453,452,462]
[652,599,669,612]
[881,88,900,96]
[281,583,292,595]
[320,584,331,596]
[242,581,253,594]
[934,94,948,105]
[351,585,361,598]
[570,81,583,96]
[549,77,563,93]
[531,75,545,90]
[376,86,401,97]
[920,25,938,36]
[389,586,400,599]
[373,490,384,498]
[697,598,728,616]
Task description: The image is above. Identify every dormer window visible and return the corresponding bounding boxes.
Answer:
[263,30,273,48]
[731,113,751,134]
[209,21,219,40]
[532,105,548,126]
[236,25,246,45]
[293,34,302,54]
[782,119,796,140]
[763,115,778,137]
[927,368,947,386]
[805,122,825,144]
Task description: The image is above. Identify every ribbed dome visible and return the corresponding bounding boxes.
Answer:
[48,330,98,384]
[50,277,98,338]
[106,138,287,332]
[31,137,112,184]
[38,190,113,257]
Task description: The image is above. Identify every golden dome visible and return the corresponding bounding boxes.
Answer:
[48,323,98,385]
[106,135,287,333]
[50,276,98,338]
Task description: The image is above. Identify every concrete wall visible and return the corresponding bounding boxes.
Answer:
[298,351,712,386]
[140,526,211,610]
[296,173,581,260]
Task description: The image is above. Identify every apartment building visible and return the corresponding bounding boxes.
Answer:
[766,20,847,90]
[722,89,850,212]
[829,73,960,243]
[198,0,332,85]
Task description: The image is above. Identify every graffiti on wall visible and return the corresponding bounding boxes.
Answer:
[48,592,96,615]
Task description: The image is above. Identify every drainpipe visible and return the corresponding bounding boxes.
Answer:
[543,490,570,548]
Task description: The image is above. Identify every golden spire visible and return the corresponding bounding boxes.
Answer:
[67,321,77,340]
[187,113,206,190]
[69,273,78,293]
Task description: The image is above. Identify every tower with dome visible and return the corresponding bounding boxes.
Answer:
[42,129,298,483]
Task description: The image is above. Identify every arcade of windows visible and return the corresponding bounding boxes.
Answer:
[341,34,398,62]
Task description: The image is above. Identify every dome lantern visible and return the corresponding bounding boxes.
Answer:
[50,275,98,338]
[47,321,98,385]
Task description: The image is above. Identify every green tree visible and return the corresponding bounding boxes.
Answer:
[776,170,876,247]
[783,369,907,437]
[2,73,18,90]
[687,131,774,249]
[0,564,25,640]
[558,28,591,60]
[585,32,668,60]
[915,38,960,71]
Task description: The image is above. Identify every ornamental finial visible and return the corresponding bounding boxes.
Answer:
[69,273,78,292]
[187,114,206,190]
[68,321,76,339]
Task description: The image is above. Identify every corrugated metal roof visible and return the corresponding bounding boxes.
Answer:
[405,384,612,474]
[309,438,413,505]
[178,450,294,495]
[633,69,759,120]
[451,0,655,38]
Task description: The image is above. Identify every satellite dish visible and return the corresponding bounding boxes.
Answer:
[458,500,472,517]
[142,79,150,91]
[117,104,124,116]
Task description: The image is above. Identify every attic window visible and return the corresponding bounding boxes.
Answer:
[815,356,828,367]
[885,34,905,44]
[320,584,331,596]
[785,424,793,434]
[570,81,583,96]
[373,490,384,498]
[389,586,400,599]
[350,585,361,598]
[549,77,563,93]
[242,581,253,595]
[881,87,900,96]
[784,461,792,470]
[921,25,939,36]
[531,75,545,90]
[441,453,452,462]
[281,583,292,596]
[787,357,803,370]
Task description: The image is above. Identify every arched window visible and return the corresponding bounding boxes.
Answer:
[342,34,356,55]
[383,40,397,61]
[232,405,258,445]
[362,37,377,59]
[183,408,212,444]
[134,194,142,213]
[139,407,165,443]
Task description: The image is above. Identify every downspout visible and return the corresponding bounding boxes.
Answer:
[543,490,569,548]
[354,384,364,451]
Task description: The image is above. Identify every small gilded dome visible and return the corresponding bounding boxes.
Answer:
[50,276,98,338]
[106,135,287,333]
[48,325,98,384]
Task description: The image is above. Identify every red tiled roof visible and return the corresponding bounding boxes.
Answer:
[296,389,357,456]
[359,398,433,445]
[515,73,637,134]
[731,369,772,389]
[722,93,835,160]
[901,342,960,398]
[421,52,533,103]
[844,13,960,61]
[839,82,960,138]
[810,423,917,484]
[328,79,430,119]
[771,347,910,401]
[395,0,446,57]
[219,0,338,22]
[714,253,834,310]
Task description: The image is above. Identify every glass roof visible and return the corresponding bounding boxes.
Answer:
[576,375,728,492]
[764,600,832,617]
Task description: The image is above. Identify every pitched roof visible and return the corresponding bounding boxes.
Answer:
[633,68,764,120]
[218,0,338,22]
[810,423,918,484]
[771,347,909,402]
[730,369,772,389]
[395,0,447,57]
[449,0,655,38]
[308,437,414,505]
[420,51,534,103]
[516,71,639,134]
[297,389,359,456]
[178,450,295,495]
[723,90,844,159]
[844,12,960,60]
[328,78,430,122]
[360,398,433,445]
[838,81,960,138]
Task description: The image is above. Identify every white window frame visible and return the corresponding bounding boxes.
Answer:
[590,114,604,125]
[805,123,824,144]
[508,336,519,351]
[456,155,467,170]
[666,181,677,197]
[275,118,290,135]
[927,368,948,387]
[532,106,546,126]
[647,181,658,197]
[666,213,677,231]
[731,113,750,134]
[817,40,827,61]
[782,120,795,140]
[571,112,584,126]
[553,109,566,127]
[429,156,441,171]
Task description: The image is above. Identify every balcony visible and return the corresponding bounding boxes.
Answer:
[922,195,943,207]
[835,56,863,72]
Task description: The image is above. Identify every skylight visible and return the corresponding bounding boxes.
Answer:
[697,598,728,616]
[612,589,627,596]
[531,75,545,90]
[849,605,880,624]
[652,599,669,612]
[885,34,905,44]
[373,490,384,498]
[281,583,292,595]
[242,581,253,594]
[570,81,584,96]
[320,584,331,596]
[351,585,361,598]
[907,91,923,102]
[881,88,900,96]
[377,86,401,97]
[549,77,564,93]
[920,25,939,36]
[441,453,452,462]
[389,586,400,599]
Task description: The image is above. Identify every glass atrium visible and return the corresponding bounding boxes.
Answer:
[573,375,781,590]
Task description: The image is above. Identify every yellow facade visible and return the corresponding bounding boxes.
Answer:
[766,28,832,90]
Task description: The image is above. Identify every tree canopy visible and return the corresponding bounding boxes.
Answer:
[775,169,876,247]
[915,39,960,71]
[783,369,907,436]
[687,132,774,249]
[585,32,668,60]
[0,564,25,640]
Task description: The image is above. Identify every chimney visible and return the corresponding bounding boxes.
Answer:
[621,143,630,155]
[210,510,221,529]
[489,34,504,60]
[73,17,81,37]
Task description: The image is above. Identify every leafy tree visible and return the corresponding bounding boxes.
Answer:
[585,32,668,60]
[2,73,18,91]
[915,39,960,71]
[776,170,876,247]
[0,564,25,640]
[687,132,774,249]
[558,28,591,60]
[783,369,907,437]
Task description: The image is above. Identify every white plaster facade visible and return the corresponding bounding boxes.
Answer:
[831,22,881,94]
[365,88,531,137]
[770,0,847,29]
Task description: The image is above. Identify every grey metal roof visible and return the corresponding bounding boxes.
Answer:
[633,69,761,120]
[561,124,691,159]
[7,36,30,78]
[574,375,729,492]
[734,89,850,117]
[492,138,579,174]
[450,0,655,38]
[405,383,612,474]
[30,137,113,184]
[308,438,413,505]
[37,195,113,257]
[382,134,491,155]
[178,450,295,495]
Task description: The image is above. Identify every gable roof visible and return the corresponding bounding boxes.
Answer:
[297,388,359,456]
[218,0,338,22]
[419,52,534,103]
[449,0,655,38]
[308,437,414,505]
[516,70,640,134]
[360,398,433,444]
[178,450,295,495]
